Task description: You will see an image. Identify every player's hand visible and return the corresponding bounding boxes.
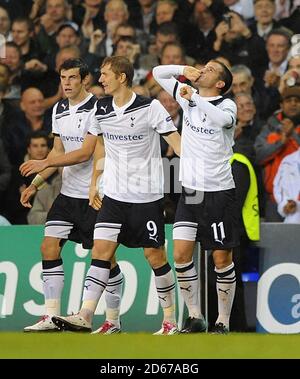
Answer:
[20,184,37,208]
[180,86,194,101]
[89,185,102,210]
[183,66,201,82]
[19,159,48,177]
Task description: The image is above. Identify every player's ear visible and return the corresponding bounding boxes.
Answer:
[120,72,127,84]
[216,80,225,90]
[82,74,90,87]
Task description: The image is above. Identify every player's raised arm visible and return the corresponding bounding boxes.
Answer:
[152,65,184,98]
[183,88,236,128]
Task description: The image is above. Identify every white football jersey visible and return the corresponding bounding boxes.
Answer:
[153,65,237,192]
[89,93,177,203]
[52,94,97,199]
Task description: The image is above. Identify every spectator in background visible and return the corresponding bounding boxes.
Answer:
[2,87,51,167]
[213,11,268,80]
[234,92,263,160]
[249,0,280,40]
[43,21,81,70]
[72,0,105,34]
[0,42,23,102]
[273,147,300,223]
[27,168,61,225]
[92,0,129,58]
[112,36,147,85]
[2,130,50,224]
[234,92,265,215]
[139,21,179,72]
[149,0,178,34]
[231,64,280,120]
[0,6,12,41]
[278,55,300,94]
[184,0,218,60]
[255,86,300,221]
[263,27,292,90]
[129,0,156,36]
[35,0,71,57]
[143,41,190,98]
[128,0,156,53]
[11,17,42,63]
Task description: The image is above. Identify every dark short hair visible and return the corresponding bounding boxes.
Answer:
[156,21,178,37]
[59,58,89,80]
[211,59,233,94]
[101,56,134,87]
[161,41,185,57]
[57,21,80,36]
[266,27,293,47]
[13,17,34,32]
[27,130,50,148]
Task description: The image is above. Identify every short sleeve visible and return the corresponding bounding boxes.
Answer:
[148,99,177,134]
[88,103,102,136]
[52,103,59,135]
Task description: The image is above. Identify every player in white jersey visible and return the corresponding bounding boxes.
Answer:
[153,60,239,334]
[20,56,182,335]
[20,59,123,334]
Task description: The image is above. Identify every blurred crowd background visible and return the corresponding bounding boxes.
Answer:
[0,0,299,229]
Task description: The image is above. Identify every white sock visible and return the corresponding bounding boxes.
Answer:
[175,260,202,319]
[215,262,236,329]
[153,263,176,324]
[42,259,64,316]
[105,264,123,328]
[81,259,110,322]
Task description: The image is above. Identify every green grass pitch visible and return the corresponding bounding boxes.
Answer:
[1,332,300,358]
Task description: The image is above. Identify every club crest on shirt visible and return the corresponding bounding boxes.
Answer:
[188,100,196,107]
[130,116,135,127]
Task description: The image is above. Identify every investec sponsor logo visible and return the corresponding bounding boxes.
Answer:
[103,132,143,141]
[184,115,215,135]
[257,263,300,333]
[61,135,84,142]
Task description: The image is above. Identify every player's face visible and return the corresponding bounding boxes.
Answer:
[196,61,224,91]
[99,64,122,95]
[60,68,84,99]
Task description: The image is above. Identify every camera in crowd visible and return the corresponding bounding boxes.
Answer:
[222,13,232,28]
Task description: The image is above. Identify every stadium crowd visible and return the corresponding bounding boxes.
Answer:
[0,0,299,226]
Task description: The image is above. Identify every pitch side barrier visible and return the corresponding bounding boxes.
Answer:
[1,223,299,333]
[0,225,187,331]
